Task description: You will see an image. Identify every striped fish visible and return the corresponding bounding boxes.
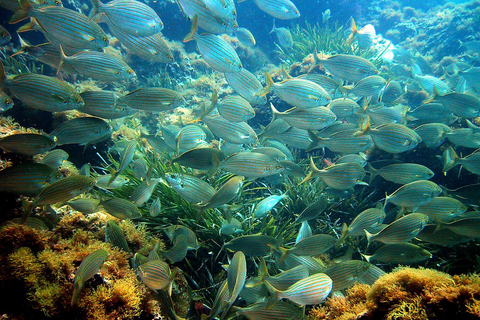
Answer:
[31,175,95,208]
[407,102,455,124]
[219,152,284,178]
[362,121,421,154]
[164,225,199,250]
[366,104,408,125]
[382,80,404,104]
[50,117,112,146]
[295,196,329,223]
[161,124,181,150]
[0,133,56,156]
[342,207,385,237]
[276,253,324,274]
[315,54,378,83]
[345,18,376,49]
[172,147,225,171]
[414,123,451,149]
[415,75,450,95]
[105,220,130,253]
[208,280,229,320]
[216,95,255,123]
[109,24,173,63]
[365,213,429,245]
[367,163,434,185]
[437,217,480,238]
[130,178,161,207]
[11,0,109,51]
[178,0,237,34]
[0,90,13,112]
[265,273,332,307]
[271,103,336,131]
[184,16,242,73]
[118,87,184,112]
[0,163,61,196]
[253,0,300,20]
[416,224,472,246]
[274,127,311,149]
[269,20,293,48]
[224,235,280,257]
[251,147,287,162]
[363,243,431,264]
[259,119,290,138]
[227,251,247,304]
[385,180,442,208]
[279,234,336,261]
[142,133,170,154]
[110,139,136,182]
[79,90,135,119]
[203,0,236,22]
[263,72,331,109]
[414,197,467,223]
[138,260,176,292]
[335,153,367,166]
[448,148,480,175]
[95,174,129,189]
[197,175,244,210]
[298,73,343,97]
[162,234,189,263]
[433,89,480,118]
[203,113,257,144]
[89,0,163,36]
[0,62,83,112]
[235,301,303,320]
[164,172,215,204]
[324,260,371,292]
[254,193,287,218]
[304,158,366,190]
[100,197,142,219]
[133,158,150,180]
[149,197,162,217]
[67,198,101,214]
[225,68,266,105]
[347,75,386,98]
[58,46,136,81]
[328,98,360,119]
[71,249,108,306]
[266,265,309,291]
[39,149,68,170]
[235,27,256,47]
[176,125,208,154]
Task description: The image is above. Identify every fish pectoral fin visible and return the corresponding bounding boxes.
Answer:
[51,93,67,103]
[80,33,96,42]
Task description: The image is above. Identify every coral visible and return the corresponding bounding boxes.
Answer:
[308,267,480,320]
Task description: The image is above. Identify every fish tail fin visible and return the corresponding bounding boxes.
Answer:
[183,14,198,43]
[57,44,67,74]
[442,146,459,174]
[88,0,101,19]
[10,0,31,23]
[382,191,389,212]
[264,281,280,310]
[269,19,276,34]
[107,167,118,186]
[364,230,374,248]
[259,71,273,97]
[0,61,5,86]
[360,253,372,263]
[458,39,464,49]
[11,34,29,58]
[276,247,289,263]
[336,223,349,248]
[207,154,220,178]
[306,129,322,152]
[345,17,357,45]
[269,102,279,122]
[300,157,319,184]
[355,116,371,136]
[167,267,179,296]
[366,162,378,183]
[16,19,36,33]
[21,200,34,223]
[424,85,441,104]
[200,89,217,119]
[71,280,85,307]
[258,257,269,279]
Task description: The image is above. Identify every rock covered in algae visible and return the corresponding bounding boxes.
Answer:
[308,267,480,320]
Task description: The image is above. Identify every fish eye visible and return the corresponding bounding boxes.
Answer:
[222,23,227,27]
[95,130,100,134]
[233,10,237,15]
[127,69,134,74]
[1,34,6,38]
[103,36,108,42]
[114,71,119,74]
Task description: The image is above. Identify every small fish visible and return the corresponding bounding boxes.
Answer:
[0,133,56,156]
[270,103,337,131]
[184,16,242,73]
[263,72,331,109]
[219,152,284,178]
[208,280,230,320]
[381,80,404,104]
[251,147,288,162]
[0,163,61,196]
[324,260,371,292]
[220,217,243,235]
[414,123,451,149]
[0,24,11,46]
[252,0,300,20]
[224,235,280,257]
[0,61,83,112]
[266,264,310,291]
[161,124,181,150]
[164,172,216,204]
[95,174,129,189]
[269,20,293,48]
[347,75,386,98]
[110,140,136,184]
[164,225,199,250]
[50,117,112,146]
[0,90,13,112]
[367,162,434,185]
[298,73,343,97]
[414,196,467,223]
[58,46,136,82]
[196,175,244,211]
[443,147,480,176]
[315,53,379,83]
[89,0,163,36]
[459,40,480,52]
[415,224,471,246]
[254,193,286,218]
[162,234,189,263]
[202,0,237,23]
[118,87,184,112]
[204,113,257,144]
[295,195,329,223]
[345,18,376,49]
[432,88,480,119]
[362,243,431,264]
[336,153,368,167]
[303,158,366,190]
[132,158,148,180]
[130,178,161,207]
[172,147,225,173]
[265,273,332,307]
[278,234,337,262]
[415,75,450,96]
[67,198,101,214]
[176,125,208,154]
[279,160,304,177]
[39,149,69,169]
[71,249,108,306]
[11,0,109,51]
[341,207,386,238]
[445,120,480,149]
[235,27,256,47]
[178,0,237,35]
[235,301,303,320]
[365,212,429,245]
[366,104,408,125]
[216,95,255,123]
[225,68,266,106]
[227,251,247,304]
[384,180,442,209]
[149,197,162,217]
[100,197,142,220]
[142,133,170,154]
[106,219,130,253]
[328,98,360,119]
[322,9,330,23]
[307,129,374,154]
[138,260,177,293]
[436,217,480,238]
